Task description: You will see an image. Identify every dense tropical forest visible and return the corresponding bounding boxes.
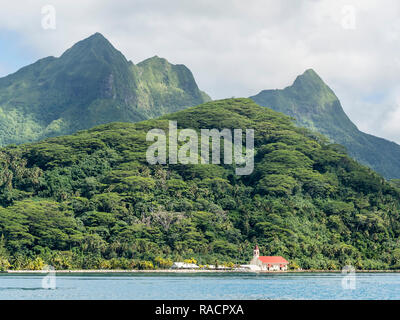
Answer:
[0,98,400,271]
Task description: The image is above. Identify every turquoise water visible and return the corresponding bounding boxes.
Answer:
[0,272,398,300]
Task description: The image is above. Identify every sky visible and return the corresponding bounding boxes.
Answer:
[1,0,400,143]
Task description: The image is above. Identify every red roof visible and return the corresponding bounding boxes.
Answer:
[258,256,288,264]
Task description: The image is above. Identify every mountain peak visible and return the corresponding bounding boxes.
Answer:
[90,32,106,38]
[138,55,170,68]
[249,70,400,179]
[250,67,356,141]
[293,68,326,89]
[60,32,124,63]
[80,32,110,46]
[0,33,211,146]
[303,68,319,77]
[60,32,135,68]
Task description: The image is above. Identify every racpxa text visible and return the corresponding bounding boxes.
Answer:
[200,304,244,315]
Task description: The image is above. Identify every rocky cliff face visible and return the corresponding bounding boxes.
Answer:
[251,69,400,179]
[0,33,210,146]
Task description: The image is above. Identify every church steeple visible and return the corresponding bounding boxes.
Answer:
[253,245,260,258]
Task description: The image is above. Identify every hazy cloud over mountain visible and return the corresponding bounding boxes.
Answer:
[1,0,400,142]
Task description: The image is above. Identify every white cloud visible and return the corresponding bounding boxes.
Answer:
[1,0,400,142]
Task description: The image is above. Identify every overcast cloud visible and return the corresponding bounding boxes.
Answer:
[0,0,400,142]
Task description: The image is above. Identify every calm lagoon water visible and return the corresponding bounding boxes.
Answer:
[0,272,399,300]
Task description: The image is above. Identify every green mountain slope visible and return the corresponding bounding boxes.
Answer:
[0,33,210,146]
[1,98,400,270]
[250,69,400,179]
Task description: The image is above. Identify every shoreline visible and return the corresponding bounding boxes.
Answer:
[3,269,400,274]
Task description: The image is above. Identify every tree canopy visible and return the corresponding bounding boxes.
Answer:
[0,98,399,270]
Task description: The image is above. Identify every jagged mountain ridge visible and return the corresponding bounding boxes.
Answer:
[0,33,210,146]
[250,69,400,179]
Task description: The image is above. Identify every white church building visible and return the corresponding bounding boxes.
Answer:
[250,245,289,271]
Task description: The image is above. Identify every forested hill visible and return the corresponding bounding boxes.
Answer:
[0,32,210,146]
[1,98,400,270]
[250,69,400,180]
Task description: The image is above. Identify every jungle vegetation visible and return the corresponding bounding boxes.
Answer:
[0,98,400,270]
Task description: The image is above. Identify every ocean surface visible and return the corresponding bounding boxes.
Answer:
[0,272,398,300]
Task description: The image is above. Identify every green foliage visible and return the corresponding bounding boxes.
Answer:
[257,174,298,196]
[0,98,399,270]
[154,256,173,269]
[138,260,154,270]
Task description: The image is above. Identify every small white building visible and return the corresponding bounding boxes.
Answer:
[238,264,261,271]
[250,245,289,271]
[205,265,233,270]
[170,262,199,269]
